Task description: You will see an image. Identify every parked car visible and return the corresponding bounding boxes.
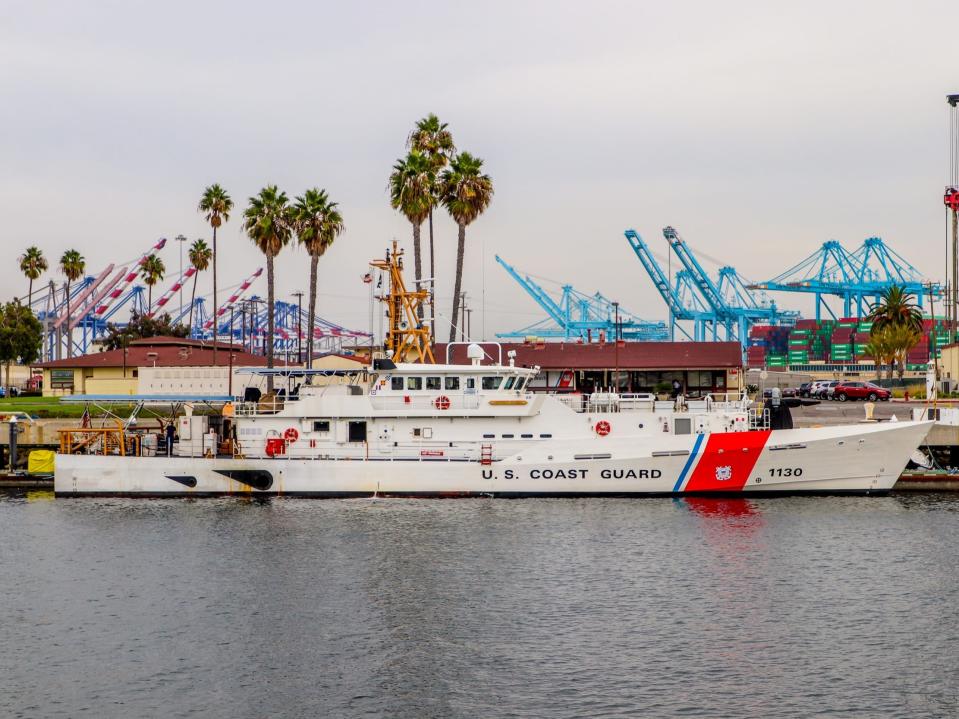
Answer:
[833,381,891,402]
[782,387,797,398]
[822,380,842,399]
[798,382,813,398]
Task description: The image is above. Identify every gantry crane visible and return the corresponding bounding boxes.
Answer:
[494,255,668,341]
[750,237,941,320]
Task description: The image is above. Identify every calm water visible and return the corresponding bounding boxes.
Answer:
[1,493,957,719]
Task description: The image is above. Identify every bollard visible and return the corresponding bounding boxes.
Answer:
[8,417,17,472]
[864,402,875,421]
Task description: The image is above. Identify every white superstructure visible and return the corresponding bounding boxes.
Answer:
[55,353,932,497]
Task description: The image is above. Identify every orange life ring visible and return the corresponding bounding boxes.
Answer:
[595,420,611,436]
[283,427,299,443]
[434,395,451,411]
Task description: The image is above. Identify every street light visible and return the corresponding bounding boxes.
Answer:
[175,234,187,318]
[292,291,304,365]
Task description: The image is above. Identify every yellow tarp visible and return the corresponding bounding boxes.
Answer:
[27,450,55,474]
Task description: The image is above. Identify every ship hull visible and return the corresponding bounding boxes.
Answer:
[54,421,932,497]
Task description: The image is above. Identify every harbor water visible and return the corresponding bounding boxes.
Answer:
[1,492,957,718]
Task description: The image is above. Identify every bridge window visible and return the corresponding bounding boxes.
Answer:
[515,377,527,391]
[313,420,330,433]
[391,377,403,391]
[445,376,460,391]
[482,376,503,390]
[426,376,441,390]
[407,377,423,390]
[503,377,516,390]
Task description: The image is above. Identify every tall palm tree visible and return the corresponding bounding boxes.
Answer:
[140,254,165,309]
[59,249,85,358]
[19,247,48,308]
[388,151,433,317]
[198,184,234,363]
[440,151,494,342]
[867,285,923,333]
[243,185,292,390]
[408,114,454,325]
[292,188,345,366]
[187,239,212,333]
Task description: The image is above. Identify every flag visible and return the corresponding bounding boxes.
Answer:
[80,404,91,429]
[362,273,373,284]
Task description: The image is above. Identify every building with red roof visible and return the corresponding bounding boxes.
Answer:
[435,341,743,394]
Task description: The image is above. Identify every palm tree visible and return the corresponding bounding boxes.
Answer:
[867,285,923,333]
[19,246,48,308]
[140,254,165,309]
[864,330,894,381]
[292,188,345,367]
[59,249,85,358]
[408,114,454,324]
[187,239,212,333]
[388,151,433,316]
[440,151,494,342]
[885,324,924,380]
[198,184,234,364]
[243,185,292,390]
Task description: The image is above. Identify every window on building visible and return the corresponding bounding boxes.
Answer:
[391,377,403,391]
[426,376,441,390]
[445,376,460,391]
[482,376,503,390]
[407,377,423,390]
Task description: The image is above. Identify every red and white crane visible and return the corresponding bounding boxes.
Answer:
[203,267,263,330]
[94,237,167,317]
[147,266,198,317]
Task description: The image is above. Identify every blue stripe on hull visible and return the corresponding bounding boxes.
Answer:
[673,433,705,492]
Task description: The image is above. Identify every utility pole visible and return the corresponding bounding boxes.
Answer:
[460,292,467,342]
[291,291,304,365]
[613,301,620,392]
[175,234,187,320]
[946,94,959,341]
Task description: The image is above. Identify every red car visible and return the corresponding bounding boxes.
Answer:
[833,381,890,402]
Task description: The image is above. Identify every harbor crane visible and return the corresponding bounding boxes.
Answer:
[750,237,942,321]
[494,255,668,341]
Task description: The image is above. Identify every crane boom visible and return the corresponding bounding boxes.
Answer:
[52,265,114,331]
[94,237,167,317]
[147,266,197,317]
[662,226,729,317]
[623,230,690,320]
[203,268,263,330]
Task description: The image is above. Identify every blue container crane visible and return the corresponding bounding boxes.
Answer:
[494,255,668,341]
[750,237,942,320]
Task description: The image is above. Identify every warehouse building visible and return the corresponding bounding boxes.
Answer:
[436,341,743,395]
[36,337,278,397]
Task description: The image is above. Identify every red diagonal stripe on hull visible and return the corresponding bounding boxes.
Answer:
[684,430,771,492]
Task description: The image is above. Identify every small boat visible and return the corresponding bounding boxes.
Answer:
[54,348,933,497]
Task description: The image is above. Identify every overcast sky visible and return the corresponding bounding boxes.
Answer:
[1,1,956,341]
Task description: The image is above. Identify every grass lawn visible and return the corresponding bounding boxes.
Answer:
[0,397,139,419]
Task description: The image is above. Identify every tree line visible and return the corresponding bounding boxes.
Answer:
[389,114,493,342]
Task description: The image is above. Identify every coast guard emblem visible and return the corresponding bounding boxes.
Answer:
[715,465,732,481]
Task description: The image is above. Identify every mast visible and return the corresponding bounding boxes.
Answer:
[370,241,434,363]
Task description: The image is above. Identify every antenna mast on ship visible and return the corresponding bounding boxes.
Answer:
[370,240,435,364]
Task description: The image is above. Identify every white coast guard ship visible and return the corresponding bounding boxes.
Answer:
[54,344,932,497]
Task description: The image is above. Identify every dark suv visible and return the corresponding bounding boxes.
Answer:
[833,381,890,402]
